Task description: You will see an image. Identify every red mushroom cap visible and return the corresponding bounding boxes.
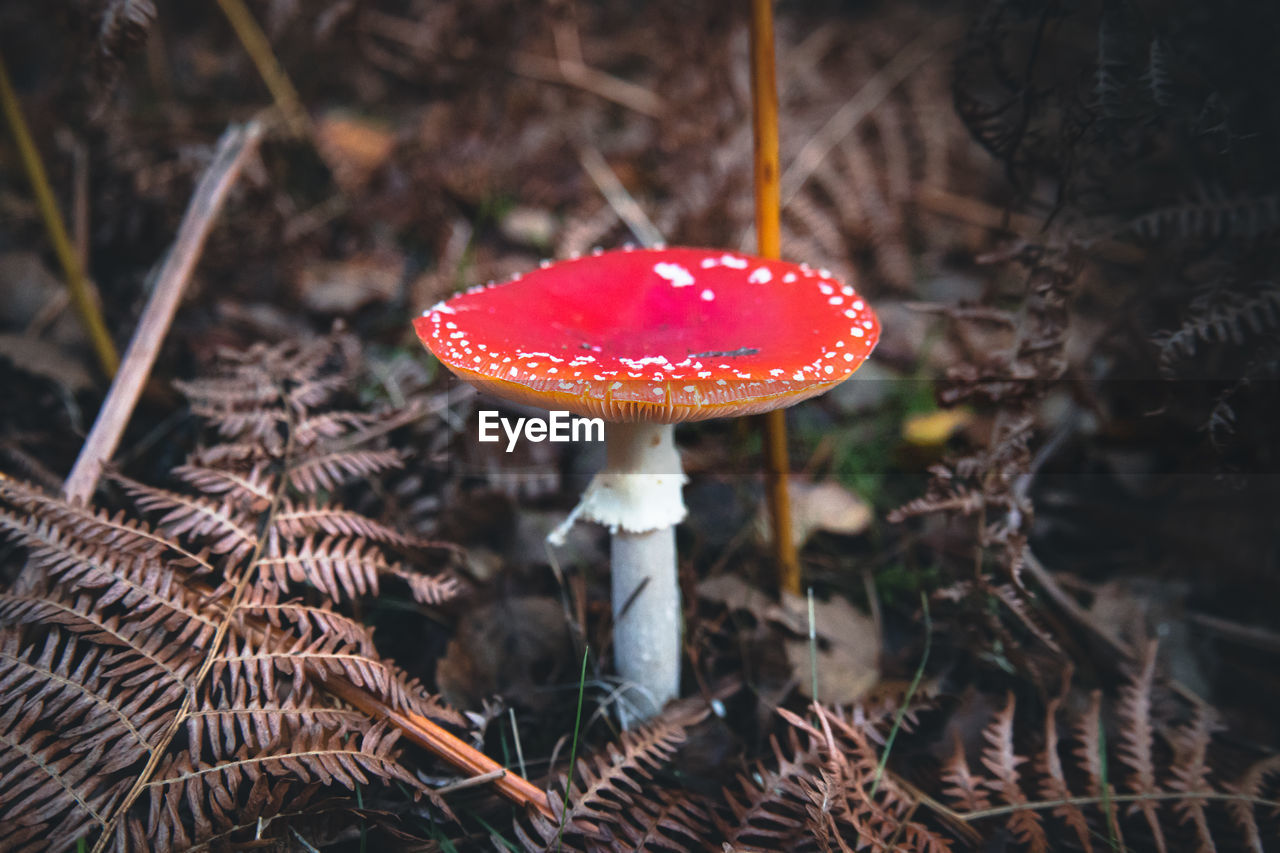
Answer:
[413,246,879,423]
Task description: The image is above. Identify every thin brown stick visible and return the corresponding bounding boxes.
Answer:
[323,677,553,817]
[0,51,119,377]
[512,36,664,119]
[575,142,665,248]
[64,120,265,503]
[216,0,311,138]
[749,0,801,595]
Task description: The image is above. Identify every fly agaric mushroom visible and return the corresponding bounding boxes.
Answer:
[413,246,879,724]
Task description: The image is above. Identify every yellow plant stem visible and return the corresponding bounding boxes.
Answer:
[748,0,801,595]
[216,0,311,139]
[0,51,119,377]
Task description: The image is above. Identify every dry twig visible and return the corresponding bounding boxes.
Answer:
[215,0,311,138]
[64,120,266,502]
[512,21,664,118]
[0,50,119,376]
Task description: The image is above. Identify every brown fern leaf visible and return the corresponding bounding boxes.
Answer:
[171,463,275,504]
[927,661,1280,850]
[287,448,403,494]
[0,590,205,691]
[113,475,256,559]
[182,683,372,766]
[519,705,709,851]
[1154,284,1280,370]
[1226,754,1280,851]
[1125,194,1280,241]
[1116,643,1167,853]
[731,706,954,852]
[257,535,392,601]
[1072,690,1106,801]
[0,479,202,567]
[717,731,821,852]
[1165,706,1219,853]
[1036,695,1093,852]
[382,564,460,606]
[239,596,380,658]
[212,630,417,715]
[292,410,383,446]
[271,499,427,550]
[0,332,466,848]
[979,693,1048,852]
[941,735,991,813]
[173,375,280,415]
[137,725,416,849]
[0,510,220,650]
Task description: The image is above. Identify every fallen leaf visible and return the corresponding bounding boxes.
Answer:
[696,574,779,623]
[698,578,881,704]
[757,476,872,548]
[314,111,396,193]
[294,253,403,313]
[782,592,880,705]
[902,407,972,447]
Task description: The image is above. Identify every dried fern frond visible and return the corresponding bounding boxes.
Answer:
[717,731,823,851]
[932,652,1280,851]
[516,704,710,852]
[1153,282,1280,371]
[0,331,466,850]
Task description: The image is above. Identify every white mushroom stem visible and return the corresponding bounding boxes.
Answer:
[548,420,686,726]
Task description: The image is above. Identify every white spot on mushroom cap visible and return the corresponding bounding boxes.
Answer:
[719,254,748,269]
[654,261,695,287]
[701,289,715,301]
[748,267,773,284]
[783,272,797,283]
[852,328,864,338]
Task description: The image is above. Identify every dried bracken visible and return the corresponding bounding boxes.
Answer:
[0,331,465,850]
[516,702,711,852]
[927,650,1280,850]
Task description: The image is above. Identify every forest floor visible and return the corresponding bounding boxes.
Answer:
[1,1,1278,850]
